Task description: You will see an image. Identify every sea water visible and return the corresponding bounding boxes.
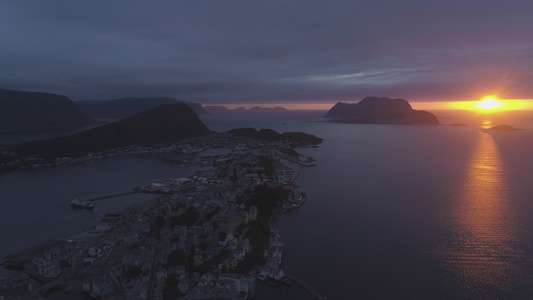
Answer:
[2,110,533,298]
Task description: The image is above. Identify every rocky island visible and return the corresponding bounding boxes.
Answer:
[203,105,288,113]
[325,96,440,125]
[484,124,523,131]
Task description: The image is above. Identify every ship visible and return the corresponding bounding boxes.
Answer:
[291,192,307,208]
[71,199,95,210]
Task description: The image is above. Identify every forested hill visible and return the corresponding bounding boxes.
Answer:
[16,103,210,156]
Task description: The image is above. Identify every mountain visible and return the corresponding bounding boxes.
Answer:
[0,88,98,131]
[16,103,210,156]
[76,97,206,120]
[325,97,440,125]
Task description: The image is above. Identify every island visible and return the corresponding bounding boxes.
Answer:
[203,105,288,113]
[324,96,440,125]
[484,124,523,131]
[0,88,99,132]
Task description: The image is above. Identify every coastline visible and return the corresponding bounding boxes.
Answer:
[0,131,323,299]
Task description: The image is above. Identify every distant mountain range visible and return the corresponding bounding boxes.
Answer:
[16,103,210,156]
[325,97,440,125]
[0,88,99,131]
[76,97,206,120]
[203,105,287,113]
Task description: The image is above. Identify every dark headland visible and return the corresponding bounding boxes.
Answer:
[16,103,210,156]
[0,88,99,131]
[325,97,440,125]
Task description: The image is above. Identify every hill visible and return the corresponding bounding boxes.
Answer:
[16,103,210,156]
[76,97,206,120]
[0,88,98,131]
[325,97,439,125]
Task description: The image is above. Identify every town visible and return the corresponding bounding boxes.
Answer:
[0,131,324,300]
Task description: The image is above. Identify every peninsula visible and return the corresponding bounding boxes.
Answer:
[325,96,440,125]
[1,125,324,299]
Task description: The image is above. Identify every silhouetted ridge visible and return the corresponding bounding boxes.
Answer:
[227,128,323,145]
[325,97,439,125]
[76,97,206,120]
[16,103,210,156]
[0,88,98,131]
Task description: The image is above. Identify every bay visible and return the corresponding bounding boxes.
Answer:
[0,156,195,258]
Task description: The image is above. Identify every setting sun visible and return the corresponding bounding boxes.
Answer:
[476,96,503,110]
[420,95,533,112]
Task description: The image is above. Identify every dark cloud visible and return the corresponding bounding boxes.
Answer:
[1,0,533,104]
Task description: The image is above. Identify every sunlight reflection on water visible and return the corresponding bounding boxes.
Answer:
[436,132,532,297]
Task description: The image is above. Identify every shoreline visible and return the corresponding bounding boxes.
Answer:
[1,131,322,299]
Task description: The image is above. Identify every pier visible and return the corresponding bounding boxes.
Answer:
[87,191,139,201]
[285,273,327,299]
[86,190,174,202]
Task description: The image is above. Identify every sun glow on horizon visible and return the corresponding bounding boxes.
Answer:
[475,96,503,110]
[218,97,533,112]
[413,98,533,112]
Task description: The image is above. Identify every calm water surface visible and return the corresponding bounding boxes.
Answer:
[3,110,533,299]
[204,111,533,299]
[0,156,195,258]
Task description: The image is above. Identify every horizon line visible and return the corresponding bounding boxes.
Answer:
[208,100,533,111]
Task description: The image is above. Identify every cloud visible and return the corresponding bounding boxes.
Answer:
[1,0,533,104]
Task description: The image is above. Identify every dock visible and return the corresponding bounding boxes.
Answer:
[86,190,176,202]
[285,273,327,299]
[87,191,139,201]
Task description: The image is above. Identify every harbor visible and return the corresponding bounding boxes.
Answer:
[1,131,323,299]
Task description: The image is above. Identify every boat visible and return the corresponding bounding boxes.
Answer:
[71,199,95,210]
[291,192,307,208]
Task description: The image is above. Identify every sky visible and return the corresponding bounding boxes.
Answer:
[1,1,533,107]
